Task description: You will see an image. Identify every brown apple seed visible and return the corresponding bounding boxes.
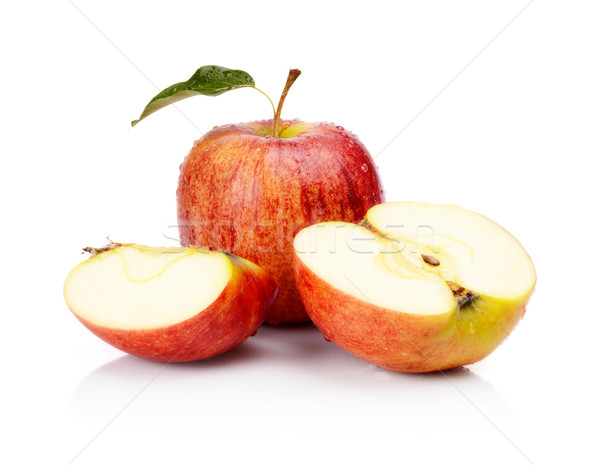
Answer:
[421,254,440,266]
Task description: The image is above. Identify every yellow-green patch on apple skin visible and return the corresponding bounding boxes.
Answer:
[293,255,531,373]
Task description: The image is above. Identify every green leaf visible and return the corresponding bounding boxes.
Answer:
[131,65,255,126]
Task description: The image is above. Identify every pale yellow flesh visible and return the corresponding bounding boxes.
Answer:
[294,202,536,316]
[64,245,233,329]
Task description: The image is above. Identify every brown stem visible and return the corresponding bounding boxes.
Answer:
[273,69,301,137]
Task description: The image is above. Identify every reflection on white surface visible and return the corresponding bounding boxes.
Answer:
[70,324,514,438]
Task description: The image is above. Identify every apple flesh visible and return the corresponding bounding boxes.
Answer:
[293,202,536,372]
[177,119,384,325]
[64,244,277,362]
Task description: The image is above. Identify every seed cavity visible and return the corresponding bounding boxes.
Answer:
[421,254,440,266]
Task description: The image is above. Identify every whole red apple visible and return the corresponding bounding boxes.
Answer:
[177,119,383,324]
[133,66,385,324]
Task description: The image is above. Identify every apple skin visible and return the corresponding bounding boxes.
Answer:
[177,119,384,325]
[69,255,277,363]
[293,255,531,373]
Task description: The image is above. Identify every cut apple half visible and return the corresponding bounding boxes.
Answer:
[64,243,277,362]
[293,202,536,373]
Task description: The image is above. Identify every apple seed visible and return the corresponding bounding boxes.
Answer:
[421,254,440,266]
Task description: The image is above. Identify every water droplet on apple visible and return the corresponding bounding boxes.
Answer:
[323,335,332,342]
[340,132,348,138]
[250,329,258,337]
[265,135,272,139]
[361,164,369,172]
[336,126,344,130]
[212,125,218,129]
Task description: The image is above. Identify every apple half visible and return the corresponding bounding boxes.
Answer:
[64,244,277,362]
[293,202,536,373]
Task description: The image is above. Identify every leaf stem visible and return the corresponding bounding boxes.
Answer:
[273,69,302,137]
[251,87,276,122]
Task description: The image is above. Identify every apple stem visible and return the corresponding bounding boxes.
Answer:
[273,69,302,137]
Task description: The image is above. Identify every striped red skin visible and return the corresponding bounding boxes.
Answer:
[71,256,277,363]
[177,120,384,325]
[293,253,528,373]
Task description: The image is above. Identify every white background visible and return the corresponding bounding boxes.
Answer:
[2,1,599,464]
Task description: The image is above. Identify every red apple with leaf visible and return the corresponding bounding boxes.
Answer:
[133,66,384,324]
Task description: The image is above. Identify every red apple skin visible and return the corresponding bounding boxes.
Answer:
[70,255,277,363]
[293,253,529,373]
[177,120,384,325]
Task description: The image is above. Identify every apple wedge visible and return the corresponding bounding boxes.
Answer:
[293,202,536,373]
[64,244,277,362]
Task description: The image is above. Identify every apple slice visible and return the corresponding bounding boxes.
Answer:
[64,243,277,362]
[293,202,536,373]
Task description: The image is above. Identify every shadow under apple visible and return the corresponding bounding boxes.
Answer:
[70,324,514,437]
